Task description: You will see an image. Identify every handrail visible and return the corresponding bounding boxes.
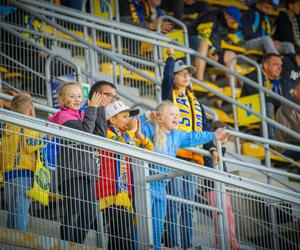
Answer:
[12,1,300,115]
[4,2,162,87]
[5,1,299,150]
[157,15,191,65]
[0,93,57,113]
[229,54,272,187]
[1,108,300,204]
[45,53,82,108]
[0,51,46,80]
[188,147,300,191]
[11,0,300,111]
[17,0,176,43]
[228,130,300,152]
[191,77,300,141]
[14,1,300,112]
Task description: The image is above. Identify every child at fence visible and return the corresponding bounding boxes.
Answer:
[96,100,153,250]
[140,101,227,250]
[162,48,219,248]
[203,120,239,250]
[0,95,44,231]
[48,81,106,244]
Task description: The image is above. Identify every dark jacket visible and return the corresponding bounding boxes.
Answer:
[273,11,294,43]
[119,0,165,29]
[49,107,104,185]
[188,10,242,56]
[241,70,283,108]
[161,57,216,153]
[241,4,271,40]
[281,54,300,101]
[161,0,210,25]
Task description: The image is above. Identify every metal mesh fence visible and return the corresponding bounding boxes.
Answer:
[0,118,299,249]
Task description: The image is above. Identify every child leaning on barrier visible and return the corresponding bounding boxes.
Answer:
[0,95,43,231]
[96,100,153,250]
[140,101,228,250]
[204,120,239,250]
[48,81,106,244]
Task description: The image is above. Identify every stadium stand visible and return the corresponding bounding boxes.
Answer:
[0,0,300,249]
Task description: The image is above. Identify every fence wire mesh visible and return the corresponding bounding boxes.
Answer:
[0,119,299,249]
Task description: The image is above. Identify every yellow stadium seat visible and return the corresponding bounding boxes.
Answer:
[100,63,130,76]
[45,25,112,50]
[100,63,155,84]
[126,69,155,84]
[207,63,253,77]
[243,123,260,130]
[0,67,8,73]
[241,142,265,158]
[141,29,186,59]
[235,64,256,76]
[206,0,248,10]
[244,49,264,56]
[192,81,223,94]
[223,86,241,98]
[221,40,246,53]
[270,153,289,163]
[209,107,234,124]
[242,142,289,162]
[3,72,23,79]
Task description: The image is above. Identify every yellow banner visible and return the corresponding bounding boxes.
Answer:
[94,0,115,19]
[237,94,261,126]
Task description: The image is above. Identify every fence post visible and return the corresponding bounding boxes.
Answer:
[134,161,153,249]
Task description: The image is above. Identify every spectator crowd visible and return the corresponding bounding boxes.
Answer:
[0,0,300,250]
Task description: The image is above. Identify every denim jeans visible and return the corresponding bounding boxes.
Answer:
[4,176,33,231]
[150,181,167,250]
[165,174,197,248]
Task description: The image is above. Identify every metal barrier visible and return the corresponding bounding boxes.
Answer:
[0,108,300,250]
[1,0,299,193]
[5,0,299,142]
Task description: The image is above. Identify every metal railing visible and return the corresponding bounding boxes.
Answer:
[6,0,300,139]
[0,108,300,249]
[1,0,299,189]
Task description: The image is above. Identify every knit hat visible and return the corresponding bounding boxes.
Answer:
[224,6,242,27]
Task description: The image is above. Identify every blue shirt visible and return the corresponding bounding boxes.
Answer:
[140,114,215,175]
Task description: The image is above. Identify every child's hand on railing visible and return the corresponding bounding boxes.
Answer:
[215,127,228,141]
[211,150,220,165]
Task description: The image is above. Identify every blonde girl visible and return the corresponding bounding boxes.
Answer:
[140,101,226,250]
[49,81,106,244]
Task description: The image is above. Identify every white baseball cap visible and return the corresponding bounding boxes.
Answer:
[174,60,196,74]
[105,100,139,120]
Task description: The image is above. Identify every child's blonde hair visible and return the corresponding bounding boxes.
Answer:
[153,100,179,151]
[57,81,82,107]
